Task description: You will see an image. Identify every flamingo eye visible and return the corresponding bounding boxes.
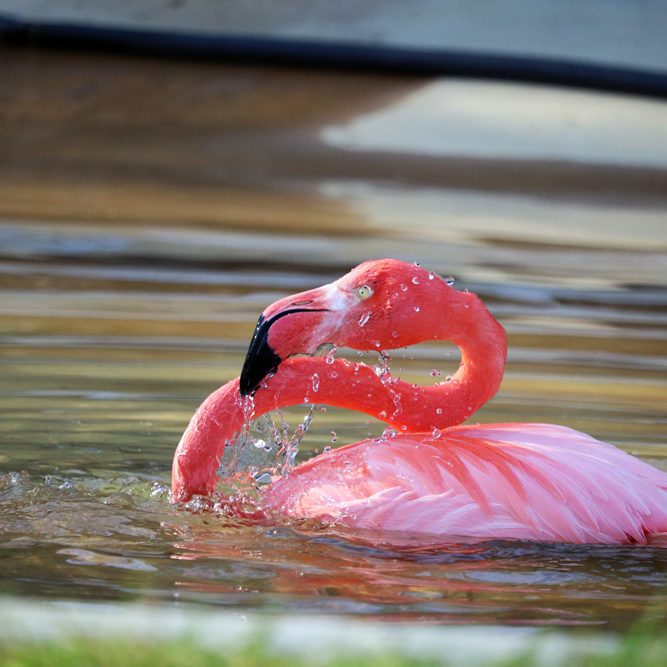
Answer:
[356,285,373,300]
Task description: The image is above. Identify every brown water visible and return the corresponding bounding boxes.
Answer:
[0,48,666,629]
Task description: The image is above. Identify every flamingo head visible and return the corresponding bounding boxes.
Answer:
[240,258,461,395]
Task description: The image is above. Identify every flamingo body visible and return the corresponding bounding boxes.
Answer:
[266,423,667,544]
[172,259,667,545]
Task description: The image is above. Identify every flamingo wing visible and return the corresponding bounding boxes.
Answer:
[265,423,667,544]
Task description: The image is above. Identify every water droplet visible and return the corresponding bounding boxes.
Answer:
[329,370,338,379]
[325,345,337,364]
[324,446,332,452]
[358,312,371,327]
[414,306,420,312]
[382,427,397,438]
[432,428,442,439]
[252,439,267,449]
[428,272,435,280]
[430,369,442,377]
[445,375,452,382]
[412,276,420,285]
[464,303,470,309]
[330,431,337,443]
[311,373,320,393]
[254,472,272,485]
[371,437,383,445]
[379,410,387,419]
[413,261,421,267]
[391,331,399,338]
[436,407,443,415]
[401,425,407,431]
[374,341,381,347]
[400,283,408,292]
[444,275,455,286]
[320,406,327,413]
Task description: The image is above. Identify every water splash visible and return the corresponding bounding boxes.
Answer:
[276,405,317,476]
[218,401,318,489]
[374,351,391,379]
[218,335,444,491]
[219,394,256,476]
[372,350,403,423]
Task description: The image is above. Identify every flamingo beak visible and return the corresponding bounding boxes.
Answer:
[239,305,330,396]
[239,281,356,395]
[239,312,283,396]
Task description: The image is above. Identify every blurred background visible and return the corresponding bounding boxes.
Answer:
[0,0,666,640]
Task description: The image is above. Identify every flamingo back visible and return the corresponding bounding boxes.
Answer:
[265,423,667,544]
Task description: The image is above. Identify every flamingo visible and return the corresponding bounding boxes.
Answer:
[172,259,667,545]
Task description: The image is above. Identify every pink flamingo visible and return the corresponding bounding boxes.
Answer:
[172,259,667,544]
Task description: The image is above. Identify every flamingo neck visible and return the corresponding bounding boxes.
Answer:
[429,291,507,427]
[172,289,506,501]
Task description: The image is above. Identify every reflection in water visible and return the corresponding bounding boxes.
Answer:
[169,519,667,626]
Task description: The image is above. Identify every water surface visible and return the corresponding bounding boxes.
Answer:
[0,49,666,630]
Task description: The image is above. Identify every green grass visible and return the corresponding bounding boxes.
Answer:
[1,620,665,667]
[0,640,439,667]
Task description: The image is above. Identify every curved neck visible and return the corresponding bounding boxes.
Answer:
[172,290,506,501]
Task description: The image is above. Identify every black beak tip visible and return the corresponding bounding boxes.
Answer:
[239,315,282,396]
[239,307,327,396]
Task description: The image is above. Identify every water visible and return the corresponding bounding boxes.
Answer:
[1,49,666,630]
[1,221,665,630]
